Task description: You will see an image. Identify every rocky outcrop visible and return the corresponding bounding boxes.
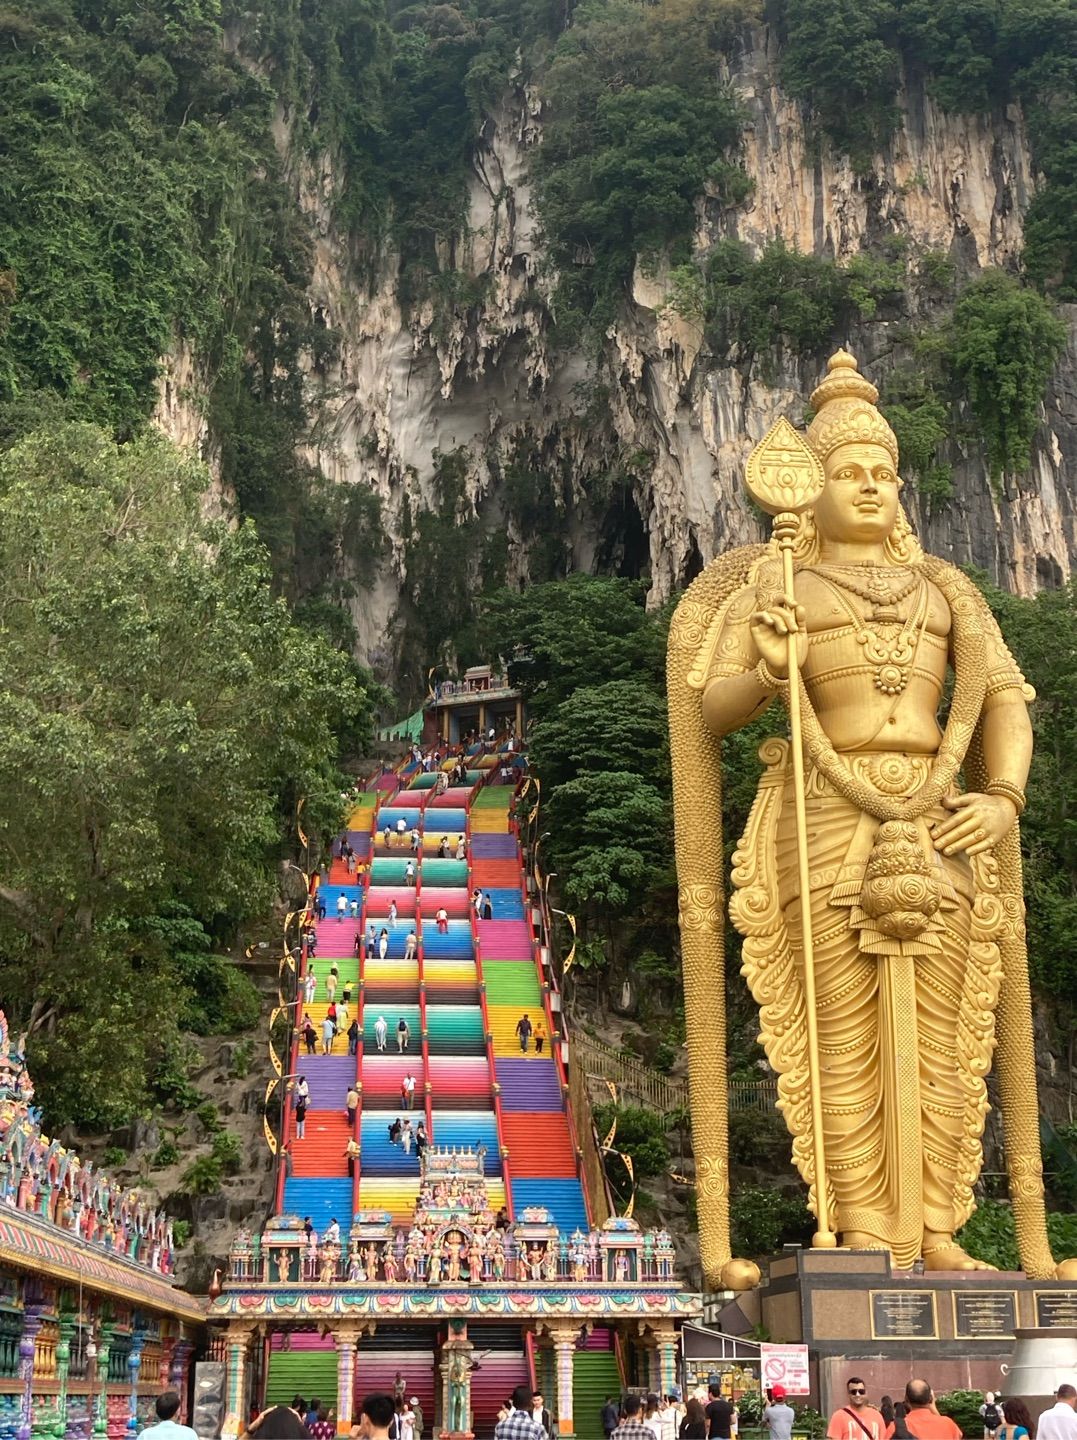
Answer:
[156,27,1077,670]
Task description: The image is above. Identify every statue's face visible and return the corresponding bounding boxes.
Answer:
[813,441,900,545]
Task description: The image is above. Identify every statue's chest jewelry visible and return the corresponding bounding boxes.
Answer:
[810,567,931,696]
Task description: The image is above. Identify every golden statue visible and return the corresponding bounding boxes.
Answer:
[669,350,1077,1288]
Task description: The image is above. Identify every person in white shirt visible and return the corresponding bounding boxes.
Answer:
[337,893,347,916]
[396,817,408,844]
[374,1015,389,1051]
[1038,1388,1077,1440]
[656,1394,678,1440]
[136,1390,197,1440]
[324,1217,341,1244]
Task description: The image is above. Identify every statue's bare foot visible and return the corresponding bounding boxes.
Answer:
[922,1235,996,1271]
[841,1230,891,1251]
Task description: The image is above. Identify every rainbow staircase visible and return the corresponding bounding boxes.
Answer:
[267,745,601,1431]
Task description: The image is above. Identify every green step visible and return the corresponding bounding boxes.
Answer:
[573,1352,621,1440]
[426,1006,486,1045]
[362,1003,420,1035]
[409,773,438,789]
[483,964,541,1006]
[472,787,512,808]
[420,859,469,885]
[266,1352,337,1405]
[370,858,411,884]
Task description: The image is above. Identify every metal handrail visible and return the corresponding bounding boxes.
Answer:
[573,1032,777,1117]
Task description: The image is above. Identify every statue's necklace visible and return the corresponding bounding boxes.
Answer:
[814,569,929,696]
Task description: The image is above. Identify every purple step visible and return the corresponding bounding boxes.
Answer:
[469,834,518,858]
[295,1056,357,1109]
[495,1058,563,1111]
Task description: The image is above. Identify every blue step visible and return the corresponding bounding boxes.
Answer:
[430,1111,501,1174]
[283,1178,353,1236]
[374,808,423,832]
[360,1116,425,1175]
[511,1178,587,1233]
[485,888,525,919]
[319,883,363,911]
[421,923,474,960]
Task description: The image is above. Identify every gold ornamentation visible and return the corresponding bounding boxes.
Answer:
[670,348,1060,1281]
[806,350,900,467]
[859,821,942,941]
[745,417,825,516]
[814,571,930,695]
[986,779,1027,816]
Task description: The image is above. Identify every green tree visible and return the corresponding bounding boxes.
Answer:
[528,681,668,793]
[484,576,665,720]
[592,1103,671,1179]
[949,271,1066,478]
[0,422,371,1126]
[546,772,670,914]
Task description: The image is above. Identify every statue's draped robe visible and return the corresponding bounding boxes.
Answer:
[718,558,1027,1265]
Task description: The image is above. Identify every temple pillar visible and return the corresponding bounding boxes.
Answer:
[652,1328,678,1399]
[515,699,523,737]
[93,1323,115,1438]
[16,1303,43,1440]
[224,1323,257,1432]
[170,1337,196,1422]
[548,1325,578,1439]
[333,1325,361,1436]
[56,1316,74,1437]
[126,1326,146,1438]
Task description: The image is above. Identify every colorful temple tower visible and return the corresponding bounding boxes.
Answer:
[0,1013,202,1438]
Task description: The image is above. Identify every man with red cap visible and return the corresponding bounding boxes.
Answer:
[765,1388,795,1440]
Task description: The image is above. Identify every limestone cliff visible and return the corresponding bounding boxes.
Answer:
[158,26,1077,671]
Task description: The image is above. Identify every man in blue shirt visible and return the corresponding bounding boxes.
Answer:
[136,1391,197,1440]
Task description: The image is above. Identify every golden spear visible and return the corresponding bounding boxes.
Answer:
[745,416,837,1249]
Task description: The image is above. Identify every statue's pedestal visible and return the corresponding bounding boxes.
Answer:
[439,1431,474,1440]
[718,1249,1077,1413]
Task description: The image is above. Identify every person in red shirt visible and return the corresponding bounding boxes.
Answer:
[828,1378,886,1440]
[887,1383,961,1440]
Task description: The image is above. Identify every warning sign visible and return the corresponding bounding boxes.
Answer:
[759,1343,810,1396]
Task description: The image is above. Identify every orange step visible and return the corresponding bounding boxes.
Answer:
[471,861,522,887]
[499,1112,577,1177]
[291,1112,354,1177]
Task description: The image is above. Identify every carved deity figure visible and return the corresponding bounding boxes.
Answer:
[383,1243,398,1284]
[670,350,1077,1286]
[445,1231,464,1282]
[447,1349,471,1433]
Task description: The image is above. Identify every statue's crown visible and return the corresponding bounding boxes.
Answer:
[807,349,899,468]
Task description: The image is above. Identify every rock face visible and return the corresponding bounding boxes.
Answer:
[158,28,1077,669]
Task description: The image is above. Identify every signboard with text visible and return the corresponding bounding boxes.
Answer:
[760,1343,811,1396]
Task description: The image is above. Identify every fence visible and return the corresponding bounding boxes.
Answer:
[573,1031,777,1118]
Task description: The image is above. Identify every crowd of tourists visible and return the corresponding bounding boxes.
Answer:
[587,1379,1077,1440]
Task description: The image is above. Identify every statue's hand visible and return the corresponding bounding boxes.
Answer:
[750,599,807,678]
[931,793,1018,857]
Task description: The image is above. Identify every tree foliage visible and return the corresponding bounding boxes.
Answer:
[950,271,1066,477]
[532,0,753,338]
[0,423,372,1126]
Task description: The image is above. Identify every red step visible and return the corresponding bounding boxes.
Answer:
[471,861,521,887]
[500,1113,577,1177]
[291,1112,353,1176]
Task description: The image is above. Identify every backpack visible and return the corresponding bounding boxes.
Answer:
[984,1407,1001,1431]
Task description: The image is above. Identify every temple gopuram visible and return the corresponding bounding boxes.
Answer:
[213,1148,698,1436]
[0,1011,203,1438]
